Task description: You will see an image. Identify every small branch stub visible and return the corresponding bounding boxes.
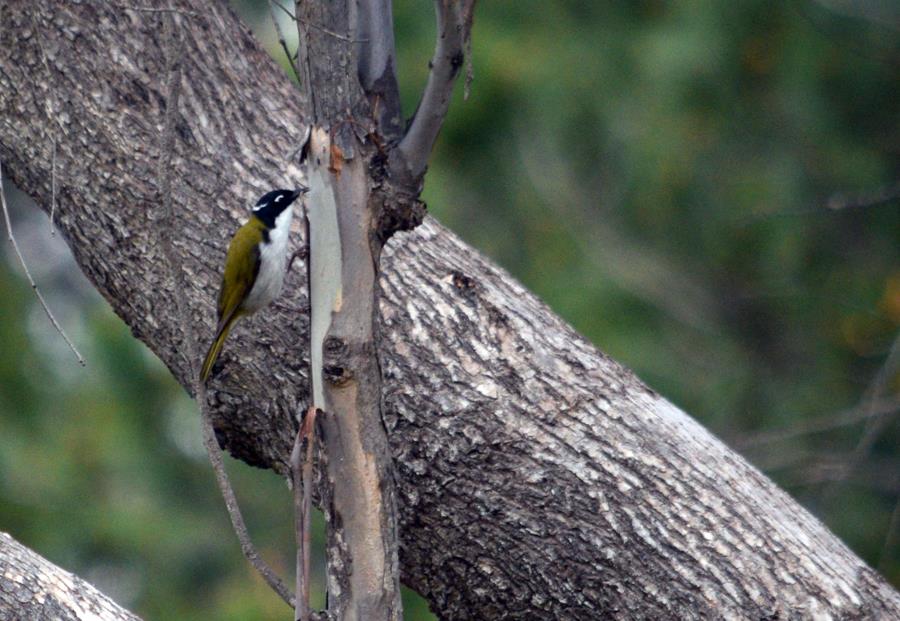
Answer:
[368,149,426,242]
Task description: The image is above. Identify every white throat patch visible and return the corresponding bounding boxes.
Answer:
[242,205,293,312]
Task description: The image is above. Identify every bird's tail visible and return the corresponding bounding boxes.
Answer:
[200,315,239,383]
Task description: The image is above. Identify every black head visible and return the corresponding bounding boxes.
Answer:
[252,187,308,228]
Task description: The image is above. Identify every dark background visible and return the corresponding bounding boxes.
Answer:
[1,1,898,618]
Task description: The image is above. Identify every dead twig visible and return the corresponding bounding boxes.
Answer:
[103,1,200,17]
[0,160,85,366]
[878,496,900,573]
[292,406,318,621]
[302,19,359,43]
[290,419,305,621]
[827,180,900,211]
[464,28,474,100]
[193,382,294,608]
[273,0,359,42]
[819,332,900,507]
[776,456,900,492]
[50,139,57,236]
[270,0,296,22]
[292,194,315,621]
[154,16,293,608]
[268,0,304,85]
[737,395,900,450]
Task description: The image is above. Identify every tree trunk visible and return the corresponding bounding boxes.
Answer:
[0,532,140,621]
[305,127,402,619]
[295,0,406,613]
[0,2,898,619]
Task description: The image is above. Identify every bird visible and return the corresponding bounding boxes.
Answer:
[200,187,308,383]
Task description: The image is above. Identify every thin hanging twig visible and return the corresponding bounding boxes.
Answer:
[819,332,900,507]
[878,496,900,573]
[154,15,293,608]
[737,395,900,449]
[0,160,86,366]
[271,0,358,44]
[268,0,304,85]
[29,10,58,123]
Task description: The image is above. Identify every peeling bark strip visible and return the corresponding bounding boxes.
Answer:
[1,2,898,619]
[0,532,140,621]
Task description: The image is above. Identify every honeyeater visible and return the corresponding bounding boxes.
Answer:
[200,187,308,383]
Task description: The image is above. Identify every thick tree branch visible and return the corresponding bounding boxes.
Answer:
[394,0,477,182]
[0,532,140,621]
[1,1,899,618]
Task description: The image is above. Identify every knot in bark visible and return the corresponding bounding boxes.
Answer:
[321,336,377,387]
[371,154,427,243]
[322,336,353,386]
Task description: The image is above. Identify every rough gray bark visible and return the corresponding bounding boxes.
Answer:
[1,2,898,620]
[0,532,140,621]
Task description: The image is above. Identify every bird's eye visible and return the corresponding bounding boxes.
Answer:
[275,195,283,202]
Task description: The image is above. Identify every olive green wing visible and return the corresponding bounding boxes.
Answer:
[216,221,262,328]
[201,222,262,382]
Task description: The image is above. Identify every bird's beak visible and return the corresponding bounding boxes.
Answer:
[293,186,310,200]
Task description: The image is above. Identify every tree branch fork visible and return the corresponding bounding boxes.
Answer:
[292,0,477,615]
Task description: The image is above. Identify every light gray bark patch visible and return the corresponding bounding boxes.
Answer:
[0,533,140,621]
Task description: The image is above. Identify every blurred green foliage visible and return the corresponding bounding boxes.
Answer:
[2,0,899,618]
